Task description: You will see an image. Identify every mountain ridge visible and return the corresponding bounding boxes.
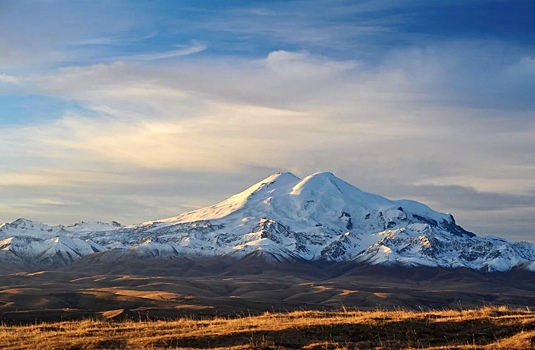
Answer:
[1,171,534,272]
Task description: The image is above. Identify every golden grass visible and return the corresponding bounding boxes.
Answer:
[1,306,535,349]
[84,288,182,301]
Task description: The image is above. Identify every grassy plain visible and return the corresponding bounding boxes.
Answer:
[3,264,535,324]
[2,261,535,348]
[2,306,535,349]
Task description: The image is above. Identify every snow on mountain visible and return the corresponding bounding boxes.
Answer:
[0,218,117,267]
[0,218,63,238]
[147,171,301,225]
[0,218,124,238]
[353,226,535,271]
[64,221,123,233]
[1,171,534,272]
[0,235,104,267]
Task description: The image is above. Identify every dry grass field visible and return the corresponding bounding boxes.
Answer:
[3,264,535,324]
[2,306,535,349]
[2,263,535,348]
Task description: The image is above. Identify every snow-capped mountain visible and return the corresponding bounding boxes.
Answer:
[0,219,115,267]
[1,172,535,272]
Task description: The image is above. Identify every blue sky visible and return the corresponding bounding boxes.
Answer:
[1,0,534,242]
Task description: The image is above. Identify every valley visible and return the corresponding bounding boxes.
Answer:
[1,261,535,323]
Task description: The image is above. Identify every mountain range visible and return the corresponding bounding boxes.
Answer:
[2,172,534,272]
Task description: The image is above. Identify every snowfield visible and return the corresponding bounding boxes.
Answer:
[1,172,534,272]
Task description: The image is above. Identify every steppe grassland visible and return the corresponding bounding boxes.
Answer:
[2,306,535,349]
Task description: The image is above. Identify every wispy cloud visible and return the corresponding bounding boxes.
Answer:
[3,46,534,227]
[0,0,534,242]
[0,74,20,84]
[116,42,207,62]
[74,32,158,46]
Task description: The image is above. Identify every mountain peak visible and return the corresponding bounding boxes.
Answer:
[12,218,43,225]
[257,171,301,188]
[309,171,336,179]
[160,172,301,223]
[1,171,534,272]
[263,171,300,182]
[4,218,58,231]
[292,172,348,193]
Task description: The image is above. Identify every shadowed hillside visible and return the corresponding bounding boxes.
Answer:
[2,262,535,324]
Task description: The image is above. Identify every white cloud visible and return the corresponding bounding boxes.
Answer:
[115,42,207,62]
[1,0,533,243]
[1,46,535,241]
[0,1,142,69]
[0,74,20,84]
[264,50,358,76]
